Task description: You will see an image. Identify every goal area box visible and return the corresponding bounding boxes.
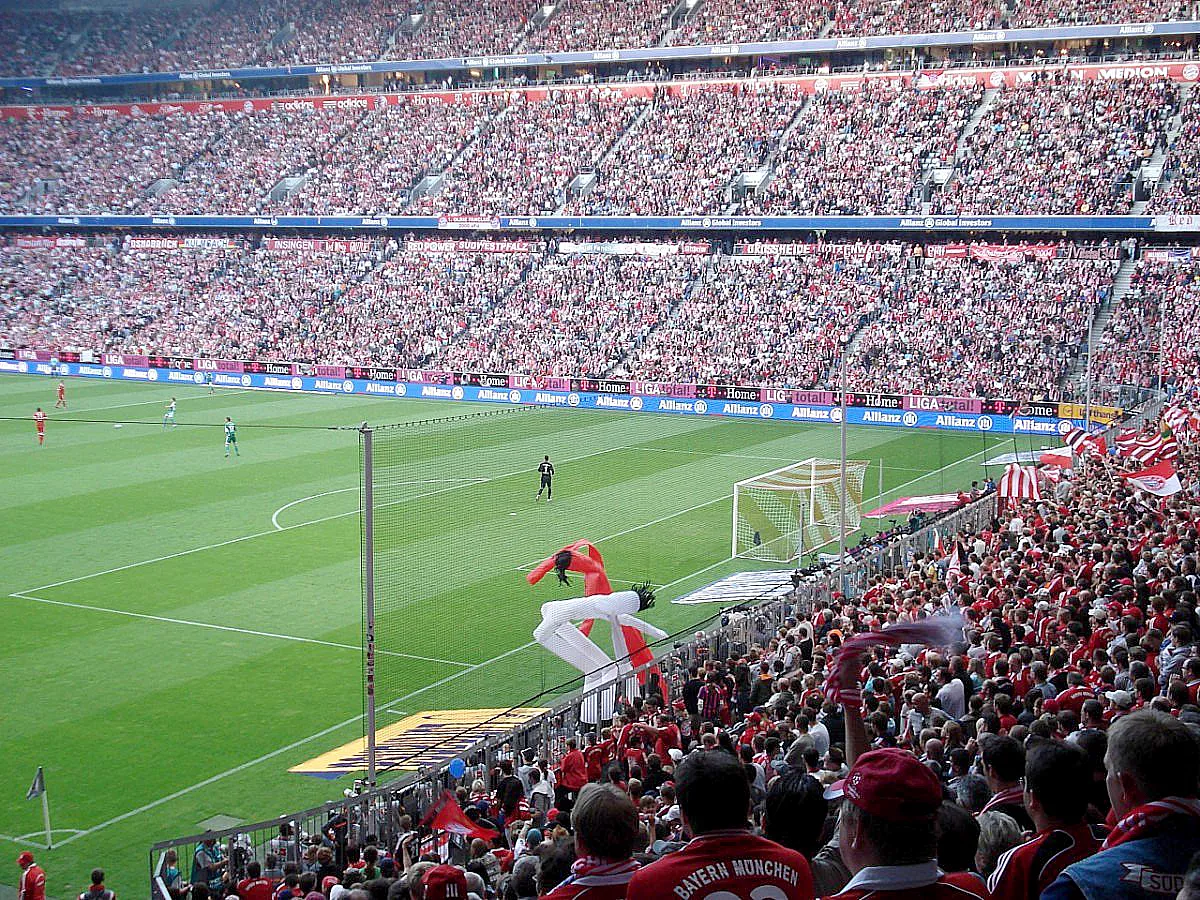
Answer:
[732,457,869,562]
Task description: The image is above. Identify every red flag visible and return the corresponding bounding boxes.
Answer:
[421,791,499,841]
[1121,459,1183,497]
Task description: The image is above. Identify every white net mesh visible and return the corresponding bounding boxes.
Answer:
[733,458,870,562]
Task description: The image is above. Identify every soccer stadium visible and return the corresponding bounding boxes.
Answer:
[3,1,1200,900]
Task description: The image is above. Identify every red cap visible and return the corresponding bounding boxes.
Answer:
[322,877,340,893]
[17,852,34,868]
[840,748,943,821]
[422,865,467,900]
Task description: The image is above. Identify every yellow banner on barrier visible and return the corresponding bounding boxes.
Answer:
[1058,402,1123,426]
[290,708,548,778]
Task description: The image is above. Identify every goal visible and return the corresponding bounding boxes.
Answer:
[732,458,870,562]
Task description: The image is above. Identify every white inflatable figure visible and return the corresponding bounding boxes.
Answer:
[533,584,665,723]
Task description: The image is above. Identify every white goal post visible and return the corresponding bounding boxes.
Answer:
[732,457,870,562]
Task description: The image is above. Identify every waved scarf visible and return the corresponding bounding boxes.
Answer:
[1102,797,1200,849]
[823,612,966,706]
[552,857,640,891]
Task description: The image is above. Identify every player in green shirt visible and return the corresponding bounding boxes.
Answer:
[224,417,239,458]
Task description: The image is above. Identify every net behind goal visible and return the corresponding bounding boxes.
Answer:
[733,458,870,562]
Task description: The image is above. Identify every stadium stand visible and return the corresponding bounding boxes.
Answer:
[0,238,1145,399]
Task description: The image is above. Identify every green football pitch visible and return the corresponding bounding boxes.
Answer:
[0,373,1011,898]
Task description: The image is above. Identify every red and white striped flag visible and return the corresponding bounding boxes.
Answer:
[1062,428,1106,458]
[945,541,963,586]
[1115,428,1139,455]
[933,530,946,560]
[1164,404,1192,434]
[1126,432,1166,463]
[998,463,1041,501]
[1121,459,1183,497]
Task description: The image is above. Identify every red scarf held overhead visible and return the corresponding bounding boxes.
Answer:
[1102,797,1200,849]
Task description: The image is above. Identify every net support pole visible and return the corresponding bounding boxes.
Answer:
[362,424,378,789]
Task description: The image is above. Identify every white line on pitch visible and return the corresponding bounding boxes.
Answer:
[50,639,541,848]
[12,445,627,596]
[271,478,490,531]
[67,389,251,414]
[6,592,473,668]
[513,493,730,573]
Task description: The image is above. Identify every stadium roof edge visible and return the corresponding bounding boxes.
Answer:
[1,19,1197,89]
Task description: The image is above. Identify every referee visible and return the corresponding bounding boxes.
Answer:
[536,455,555,501]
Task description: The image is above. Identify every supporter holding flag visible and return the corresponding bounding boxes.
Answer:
[1044,711,1200,899]
[1120,460,1183,497]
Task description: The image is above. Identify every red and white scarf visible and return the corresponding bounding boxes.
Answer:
[1102,797,1200,849]
[823,612,966,706]
[981,785,1025,815]
[559,857,640,886]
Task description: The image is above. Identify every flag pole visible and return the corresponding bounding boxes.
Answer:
[41,786,52,849]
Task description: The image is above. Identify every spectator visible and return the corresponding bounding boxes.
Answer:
[979,735,1035,831]
[541,784,640,900]
[626,750,813,900]
[827,748,987,898]
[1044,710,1200,899]
[987,741,1104,900]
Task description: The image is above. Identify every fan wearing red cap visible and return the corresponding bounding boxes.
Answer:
[422,865,468,900]
[17,852,46,900]
[824,749,986,900]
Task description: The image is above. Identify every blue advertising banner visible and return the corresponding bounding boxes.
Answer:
[0,359,1088,437]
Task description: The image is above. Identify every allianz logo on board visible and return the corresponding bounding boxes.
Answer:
[477,389,511,402]
[421,385,453,399]
[1012,418,1069,434]
[365,383,396,395]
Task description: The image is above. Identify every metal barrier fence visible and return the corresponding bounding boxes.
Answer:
[150,397,1162,898]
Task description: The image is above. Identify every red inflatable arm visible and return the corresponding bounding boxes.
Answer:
[526,540,665,701]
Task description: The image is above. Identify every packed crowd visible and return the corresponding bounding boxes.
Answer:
[0,107,368,216]
[389,0,532,59]
[566,85,806,216]
[521,0,673,53]
[284,100,498,216]
[1,0,1195,77]
[1,237,1152,400]
[438,253,701,376]
[4,76,1197,219]
[1092,257,1200,398]
[52,429,1200,900]
[843,253,1117,399]
[617,250,894,387]
[417,92,649,217]
[933,75,1178,216]
[740,82,981,216]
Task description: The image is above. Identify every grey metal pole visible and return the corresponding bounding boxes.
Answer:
[839,352,848,577]
[1084,317,1093,433]
[1158,289,1167,401]
[362,425,378,789]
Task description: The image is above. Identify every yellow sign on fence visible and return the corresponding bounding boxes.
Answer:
[290,708,548,779]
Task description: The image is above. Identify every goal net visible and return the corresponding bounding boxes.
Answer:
[733,457,870,562]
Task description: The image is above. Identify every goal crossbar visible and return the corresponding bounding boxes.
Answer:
[732,457,870,562]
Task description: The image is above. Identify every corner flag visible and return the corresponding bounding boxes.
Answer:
[26,766,52,849]
[26,767,44,800]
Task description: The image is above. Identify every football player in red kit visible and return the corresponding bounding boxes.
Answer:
[34,407,46,446]
[626,750,814,900]
[55,381,66,408]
